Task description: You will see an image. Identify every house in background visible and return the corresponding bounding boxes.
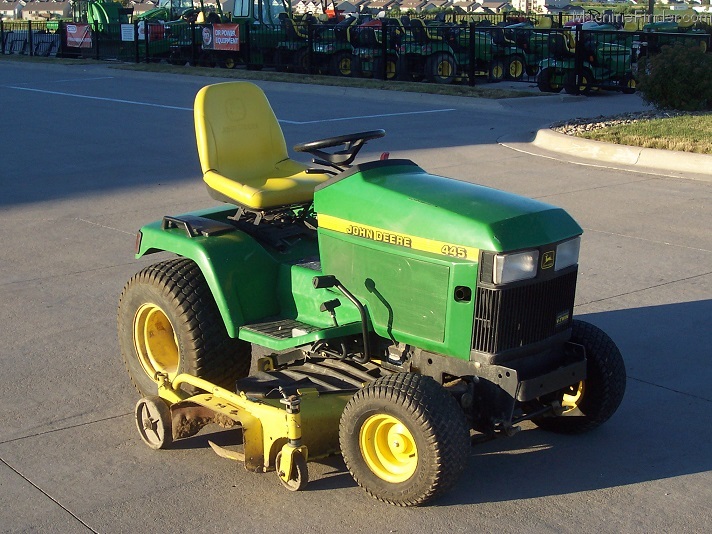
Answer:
[128,0,158,18]
[0,0,26,20]
[21,0,70,20]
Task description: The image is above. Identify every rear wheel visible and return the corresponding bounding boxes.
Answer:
[620,72,636,94]
[533,320,626,434]
[118,258,252,397]
[339,373,469,506]
[489,58,505,82]
[537,67,562,93]
[426,52,456,84]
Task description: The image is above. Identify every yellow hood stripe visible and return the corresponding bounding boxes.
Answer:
[318,213,479,260]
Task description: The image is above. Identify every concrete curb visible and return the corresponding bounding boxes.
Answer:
[533,128,712,177]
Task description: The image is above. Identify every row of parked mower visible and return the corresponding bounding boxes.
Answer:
[274,13,636,94]
[28,0,710,95]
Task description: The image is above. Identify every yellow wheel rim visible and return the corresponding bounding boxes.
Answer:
[359,414,418,483]
[438,61,452,78]
[561,382,585,413]
[133,303,179,380]
[510,60,523,78]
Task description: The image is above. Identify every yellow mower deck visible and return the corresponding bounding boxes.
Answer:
[147,361,366,489]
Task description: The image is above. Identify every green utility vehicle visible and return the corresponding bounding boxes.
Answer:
[119,82,626,505]
[537,27,635,95]
[640,10,710,55]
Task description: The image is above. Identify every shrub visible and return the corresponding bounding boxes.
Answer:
[637,42,712,111]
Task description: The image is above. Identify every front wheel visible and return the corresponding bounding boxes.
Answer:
[426,52,456,84]
[373,55,399,80]
[620,72,637,94]
[564,68,593,95]
[537,66,563,93]
[135,396,172,450]
[533,320,626,434]
[339,373,469,506]
[506,54,526,80]
[220,55,237,69]
[275,450,308,491]
[329,51,353,76]
[489,58,505,82]
[118,258,252,397]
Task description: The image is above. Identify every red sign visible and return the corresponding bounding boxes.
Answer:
[202,24,240,51]
[66,24,92,49]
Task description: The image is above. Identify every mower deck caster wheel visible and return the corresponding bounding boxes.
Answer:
[135,396,172,450]
[275,450,308,491]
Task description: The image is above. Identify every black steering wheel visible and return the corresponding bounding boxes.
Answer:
[293,130,385,168]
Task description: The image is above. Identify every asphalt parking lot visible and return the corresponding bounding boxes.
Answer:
[1,61,711,533]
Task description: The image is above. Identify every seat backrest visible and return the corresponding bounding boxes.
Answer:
[410,18,428,45]
[194,82,289,187]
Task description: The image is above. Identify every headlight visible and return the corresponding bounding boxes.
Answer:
[555,237,581,271]
[494,250,539,284]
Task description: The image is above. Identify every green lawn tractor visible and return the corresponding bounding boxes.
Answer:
[397,18,500,84]
[640,10,710,56]
[348,17,405,80]
[490,17,554,80]
[311,14,361,76]
[537,28,636,95]
[119,81,627,506]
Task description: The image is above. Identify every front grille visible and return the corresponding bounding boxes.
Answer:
[473,270,578,354]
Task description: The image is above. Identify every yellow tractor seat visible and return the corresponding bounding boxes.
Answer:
[194,82,328,210]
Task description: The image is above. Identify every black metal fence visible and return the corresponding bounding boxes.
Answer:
[2,16,710,95]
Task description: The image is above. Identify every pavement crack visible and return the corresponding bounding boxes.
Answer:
[628,376,712,403]
[0,259,156,288]
[576,271,712,307]
[0,412,132,446]
[74,217,135,235]
[1,456,100,533]
[581,227,712,254]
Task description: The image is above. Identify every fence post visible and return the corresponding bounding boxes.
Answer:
[558,13,563,27]
[58,21,66,58]
[574,24,583,91]
[134,21,139,63]
[191,20,196,66]
[307,21,314,73]
[468,21,476,86]
[243,22,250,67]
[94,21,100,60]
[380,20,388,80]
[28,20,34,56]
[145,23,150,63]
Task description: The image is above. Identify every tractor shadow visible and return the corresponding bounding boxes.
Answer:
[436,300,712,507]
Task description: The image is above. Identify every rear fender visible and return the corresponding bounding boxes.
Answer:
[136,211,280,338]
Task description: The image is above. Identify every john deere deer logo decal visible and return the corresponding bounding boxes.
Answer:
[541,250,555,269]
